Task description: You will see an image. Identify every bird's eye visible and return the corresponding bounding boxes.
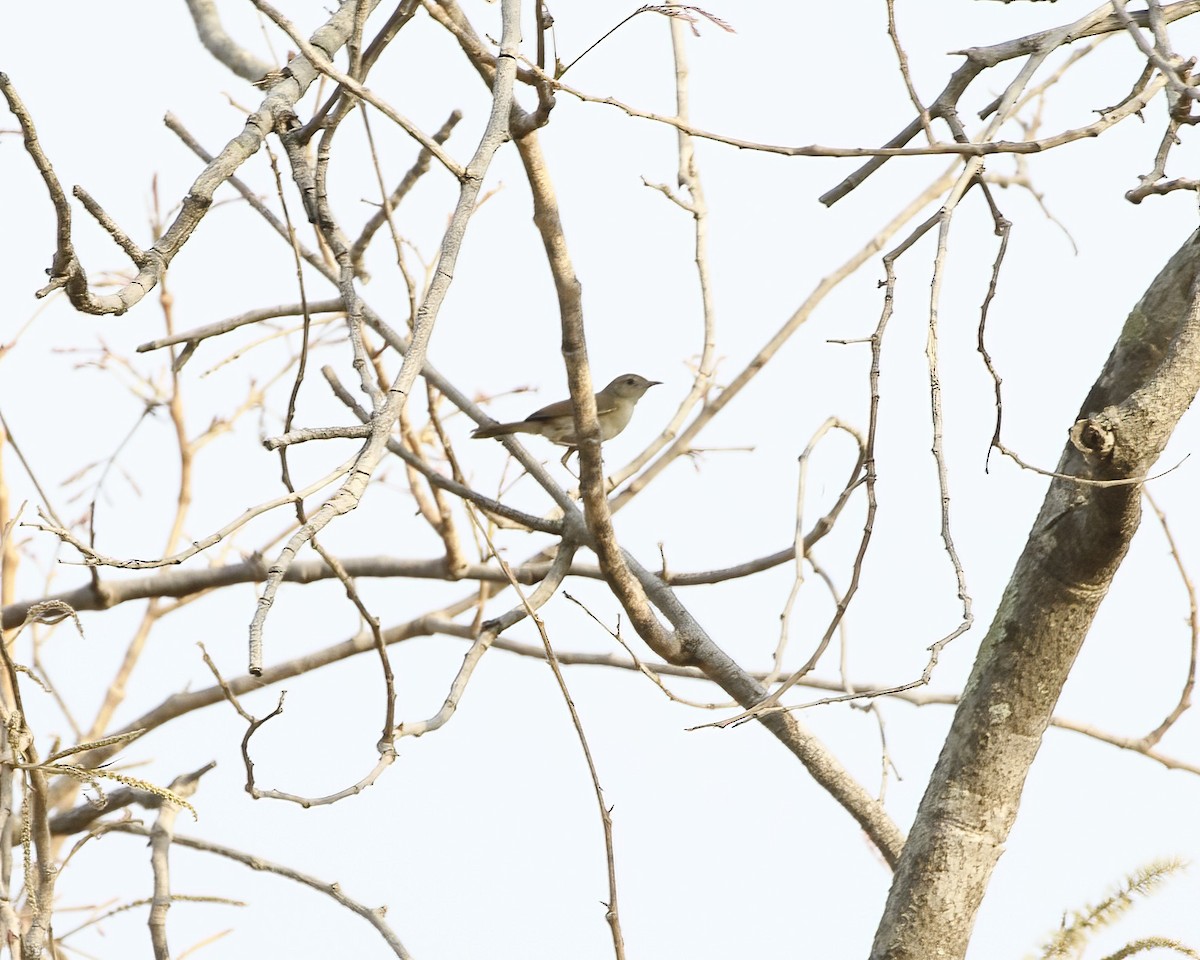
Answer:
[625,377,635,385]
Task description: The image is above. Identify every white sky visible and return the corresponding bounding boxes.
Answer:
[2,1,1200,957]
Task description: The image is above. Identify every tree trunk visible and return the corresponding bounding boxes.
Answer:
[871,228,1200,959]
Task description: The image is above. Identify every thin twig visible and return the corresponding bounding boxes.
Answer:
[471,518,626,958]
[1140,490,1197,747]
[246,0,523,675]
[107,823,413,958]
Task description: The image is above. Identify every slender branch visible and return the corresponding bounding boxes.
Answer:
[147,767,211,960]
[184,0,274,81]
[250,0,463,178]
[246,0,523,675]
[397,533,576,739]
[351,109,463,267]
[2,1,386,314]
[606,14,718,489]
[542,58,1168,164]
[871,226,1200,960]
[513,89,904,866]
[108,823,413,958]
[885,0,935,143]
[28,459,357,570]
[822,1,1190,204]
[137,300,345,355]
[1139,490,1197,747]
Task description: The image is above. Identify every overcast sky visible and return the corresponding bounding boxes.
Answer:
[2,2,1200,958]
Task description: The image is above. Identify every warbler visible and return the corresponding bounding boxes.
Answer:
[472,374,660,460]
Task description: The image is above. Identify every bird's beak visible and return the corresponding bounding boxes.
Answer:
[648,380,662,387]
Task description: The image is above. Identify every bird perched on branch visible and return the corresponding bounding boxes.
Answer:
[472,373,660,463]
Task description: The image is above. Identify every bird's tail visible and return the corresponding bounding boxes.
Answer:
[471,421,524,439]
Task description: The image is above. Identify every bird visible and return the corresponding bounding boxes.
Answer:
[472,373,660,462]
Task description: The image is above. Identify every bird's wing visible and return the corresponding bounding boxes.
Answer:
[524,391,612,421]
[523,397,575,423]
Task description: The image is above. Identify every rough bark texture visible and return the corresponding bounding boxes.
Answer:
[871,228,1200,959]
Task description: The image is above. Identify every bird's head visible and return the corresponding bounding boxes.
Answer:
[605,374,661,399]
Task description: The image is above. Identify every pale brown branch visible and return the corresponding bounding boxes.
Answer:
[541,61,1168,170]
[917,175,978,670]
[766,419,866,688]
[136,299,346,355]
[3,1,384,315]
[513,79,904,869]
[606,15,718,490]
[72,185,147,265]
[516,130,679,662]
[265,424,374,447]
[885,0,935,143]
[147,767,212,960]
[27,458,356,570]
[321,365,566,533]
[609,164,960,514]
[351,109,463,266]
[1139,490,1197,747]
[823,1,1192,205]
[184,0,275,81]
[237,689,396,807]
[108,823,413,958]
[397,531,576,739]
[246,0,523,675]
[476,525,626,958]
[250,0,463,178]
[0,533,835,631]
[297,0,422,143]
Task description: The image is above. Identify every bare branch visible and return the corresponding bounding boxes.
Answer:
[247,0,523,675]
[250,0,463,178]
[2,1,389,315]
[351,109,463,267]
[872,225,1200,960]
[184,0,275,81]
[1139,490,1197,747]
[137,300,345,355]
[108,823,413,958]
[28,458,357,570]
[513,85,905,867]
[147,766,213,960]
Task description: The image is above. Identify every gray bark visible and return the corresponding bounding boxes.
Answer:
[871,228,1200,958]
